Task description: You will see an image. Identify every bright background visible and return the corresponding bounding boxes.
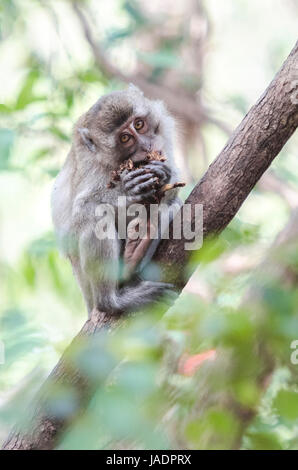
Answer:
[0,0,297,449]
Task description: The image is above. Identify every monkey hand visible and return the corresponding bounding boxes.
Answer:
[143,160,171,186]
[121,167,160,203]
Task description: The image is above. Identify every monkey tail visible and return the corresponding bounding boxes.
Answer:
[98,280,176,314]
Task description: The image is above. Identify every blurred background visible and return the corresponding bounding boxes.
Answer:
[0,0,298,450]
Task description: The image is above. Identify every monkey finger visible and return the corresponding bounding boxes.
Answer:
[130,177,159,195]
[144,165,169,182]
[122,168,150,183]
[127,189,157,203]
[145,165,167,178]
[145,162,171,175]
[146,160,171,171]
[125,173,155,191]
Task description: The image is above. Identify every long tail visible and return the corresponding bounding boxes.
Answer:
[98,280,175,313]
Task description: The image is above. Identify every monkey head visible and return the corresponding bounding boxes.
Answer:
[74,84,175,169]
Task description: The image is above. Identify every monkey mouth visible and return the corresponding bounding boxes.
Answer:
[130,150,163,163]
[131,153,148,163]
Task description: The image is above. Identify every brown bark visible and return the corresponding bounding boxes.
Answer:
[155,40,298,285]
[2,41,298,450]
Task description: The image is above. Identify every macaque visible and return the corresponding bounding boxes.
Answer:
[51,85,182,316]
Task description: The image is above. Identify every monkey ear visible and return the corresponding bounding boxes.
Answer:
[78,127,96,152]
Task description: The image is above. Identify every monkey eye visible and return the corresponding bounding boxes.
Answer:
[134,119,144,131]
[120,133,131,144]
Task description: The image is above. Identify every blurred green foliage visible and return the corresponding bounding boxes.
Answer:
[0,0,298,450]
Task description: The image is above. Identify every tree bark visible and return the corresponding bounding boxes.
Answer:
[155,40,298,285]
[2,41,298,450]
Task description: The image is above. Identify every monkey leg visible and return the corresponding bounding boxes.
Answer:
[69,255,93,315]
[79,226,175,315]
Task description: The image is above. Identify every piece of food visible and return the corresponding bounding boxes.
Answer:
[107,151,185,201]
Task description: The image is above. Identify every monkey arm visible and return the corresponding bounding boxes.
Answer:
[78,223,121,314]
[120,157,182,277]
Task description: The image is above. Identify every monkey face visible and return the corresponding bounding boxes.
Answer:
[75,85,175,169]
[116,113,165,164]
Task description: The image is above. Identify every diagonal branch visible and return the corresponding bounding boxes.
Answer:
[2,40,298,450]
[155,40,298,285]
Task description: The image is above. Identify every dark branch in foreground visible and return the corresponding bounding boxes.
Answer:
[3,41,298,450]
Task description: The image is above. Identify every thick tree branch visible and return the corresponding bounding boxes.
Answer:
[155,40,298,285]
[2,41,298,450]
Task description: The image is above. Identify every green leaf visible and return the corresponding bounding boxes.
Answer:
[0,128,15,170]
[223,218,259,246]
[192,237,228,265]
[22,255,36,288]
[246,431,283,450]
[77,69,108,85]
[104,27,134,45]
[27,233,56,257]
[274,389,298,422]
[29,147,54,163]
[138,50,180,69]
[185,410,239,449]
[0,0,18,40]
[49,126,70,142]
[0,104,12,113]
[123,0,147,25]
[44,167,60,178]
[15,69,43,110]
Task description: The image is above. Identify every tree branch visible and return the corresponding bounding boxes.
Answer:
[2,40,298,450]
[155,40,298,285]
[71,1,217,129]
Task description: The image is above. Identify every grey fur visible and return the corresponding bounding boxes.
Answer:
[51,85,181,316]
